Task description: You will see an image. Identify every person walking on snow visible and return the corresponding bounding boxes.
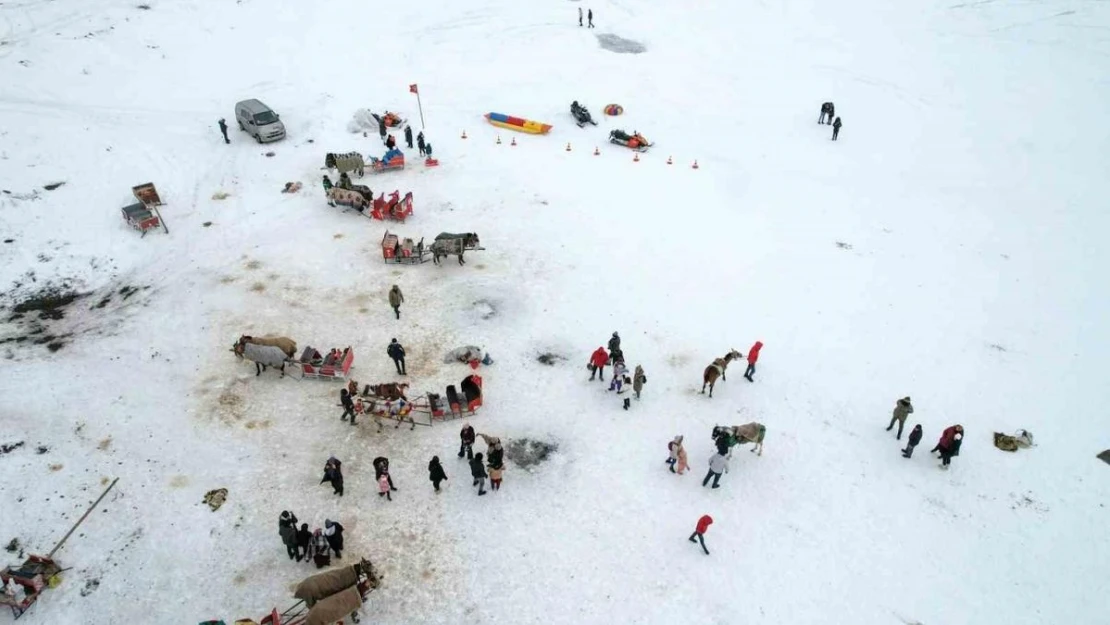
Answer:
[429,456,448,492]
[388,285,404,320]
[609,361,628,391]
[378,117,387,141]
[373,456,398,491]
[676,439,689,475]
[608,332,621,355]
[340,388,356,424]
[404,125,414,149]
[218,118,230,144]
[588,346,609,381]
[324,520,344,559]
[703,451,729,488]
[688,515,713,555]
[931,425,964,469]
[377,473,392,501]
[489,463,504,491]
[470,452,488,496]
[311,529,331,569]
[902,424,923,458]
[417,131,426,156]
[587,8,594,27]
[279,511,298,560]
[666,436,681,472]
[459,423,476,459]
[886,396,914,440]
[578,6,583,26]
[744,341,763,382]
[388,338,406,375]
[295,523,312,562]
[819,102,835,124]
[633,365,646,399]
[832,117,842,141]
[617,374,634,409]
[321,456,344,496]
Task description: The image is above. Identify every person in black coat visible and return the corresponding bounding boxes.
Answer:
[279,511,298,560]
[378,117,387,141]
[832,117,842,141]
[321,457,344,496]
[404,125,414,149]
[340,388,356,424]
[607,332,621,354]
[386,134,396,149]
[587,8,594,27]
[425,142,433,158]
[324,519,344,559]
[458,423,476,459]
[387,339,406,375]
[902,424,923,458]
[470,452,488,495]
[819,102,835,124]
[373,456,397,491]
[218,118,230,144]
[428,456,448,492]
[295,523,312,562]
[417,131,426,156]
[487,443,504,470]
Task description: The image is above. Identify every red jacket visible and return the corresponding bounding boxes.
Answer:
[695,514,713,534]
[938,425,962,449]
[590,348,609,368]
[747,341,763,365]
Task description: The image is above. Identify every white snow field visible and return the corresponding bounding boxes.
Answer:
[2,0,1109,623]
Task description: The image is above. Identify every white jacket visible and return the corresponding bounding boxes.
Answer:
[709,453,729,474]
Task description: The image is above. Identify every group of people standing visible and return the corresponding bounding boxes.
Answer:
[885,397,965,469]
[588,332,647,410]
[278,511,345,570]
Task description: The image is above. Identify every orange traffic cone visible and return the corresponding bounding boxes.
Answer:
[511,137,517,147]
[566,142,572,152]
[496,136,501,145]
[461,130,468,139]
[692,160,699,169]
[667,155,673,165]
[593,146,600,156]
[633,152,640,162]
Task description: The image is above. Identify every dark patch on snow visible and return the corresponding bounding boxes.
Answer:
[265,151,275,158]
[36,445,49,454]
[471,299,496,320]
[1,441,25,455]
[505,438,558,469]
[43,181,66,191]
[80,577,100,597]
[11,286,84,320]
[202,221,213,227]
[4,538,19,553]
[835,241,853,250]
[1098,450,1110,465]
[3,239,13,243]
[136,3,152,9]
[537,352,565,366]
[596,34,646,54]
[987,343,1007,352]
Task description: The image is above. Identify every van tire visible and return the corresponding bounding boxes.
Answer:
[256,134,263,144]
[238,121,245,131]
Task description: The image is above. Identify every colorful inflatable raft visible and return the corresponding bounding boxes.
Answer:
[484,112,552,135]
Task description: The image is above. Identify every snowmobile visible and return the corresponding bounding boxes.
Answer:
[570,101,598,127]
[608,129,652,152]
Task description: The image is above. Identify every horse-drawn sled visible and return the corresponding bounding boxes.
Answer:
[570,101,598,127]
[324,152,365,178]
[369,191,414,222]
[368,149,405,174]
[381,230,430,265]
[430,232,483,266]
[324,177,414,223]
[232,336,353,381]
[608,129,652,152]
[121,182,168,236]
[356,374,484,429]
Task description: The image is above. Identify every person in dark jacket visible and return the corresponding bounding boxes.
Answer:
[886,397,914,439]
[459,423,476,459]
[470,452,488,495]
[486,441,504,470]
[404,125,414,149]
[832,117,842,140]
[387,338,406,375]
[428,456,448,492]
[340,388,356,424]
[425,142,433,157]
[279,511,298,560]
[218,118,230,144]
[608,332,621,354]
[931,424,964,468]
[378,117,387,141]
[819,102,835,124]
[321,456,344,496]
[688,514,713,555]
[373,456,398,491]
[902,424,923,458]
[417,131,426,156]
[385,134,396,149]
[587,8,594,27]
[295,523,312,562]
[324,519,344,559]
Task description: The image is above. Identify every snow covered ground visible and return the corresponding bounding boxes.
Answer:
[1,0,1109,623]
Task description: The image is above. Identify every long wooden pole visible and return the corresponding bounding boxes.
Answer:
[415,91,425,130]
[48,478,118,559]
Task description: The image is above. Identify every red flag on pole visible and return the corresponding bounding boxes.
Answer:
[409,84,419,94]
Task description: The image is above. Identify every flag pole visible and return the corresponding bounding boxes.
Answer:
[413,85,425,130]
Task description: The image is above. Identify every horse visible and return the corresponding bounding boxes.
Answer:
[364,382,409,401]
[327,187,371,210]
[701,349,742,397]
[324,152,365,177]
[294,557,379,608]
[431,232,480,266]
[232,335,297,376]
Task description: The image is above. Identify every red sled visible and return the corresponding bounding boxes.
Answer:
[369,191,414,222]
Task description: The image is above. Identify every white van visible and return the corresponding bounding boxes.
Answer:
[234,99,286,143]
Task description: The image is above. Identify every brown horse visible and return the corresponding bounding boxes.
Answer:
[364,382,409,401]
[701,349,742,398]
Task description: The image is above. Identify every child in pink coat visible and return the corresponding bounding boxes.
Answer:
[378,473,392,501]
[676,440,689,475]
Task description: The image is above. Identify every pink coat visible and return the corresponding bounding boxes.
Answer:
[676,446,689,474]
[377,474,390,494]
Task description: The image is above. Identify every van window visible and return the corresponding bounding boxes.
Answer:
[253,111,278,125]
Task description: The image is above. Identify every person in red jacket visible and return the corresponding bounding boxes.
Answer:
[744,340,763,382]
[588,347,609,381]
[931,424,964,469]
[688,514,713,555]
